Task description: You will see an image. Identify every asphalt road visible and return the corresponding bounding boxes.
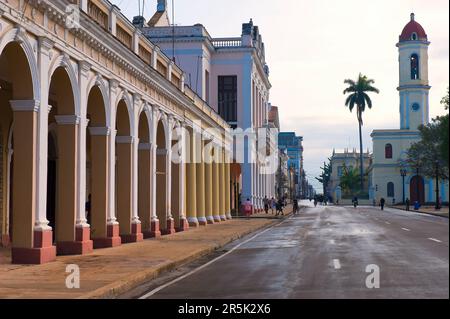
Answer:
[128,201,449,299]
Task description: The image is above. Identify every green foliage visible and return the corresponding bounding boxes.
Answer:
[406,88,450,181]
[339,164,365,196]
[343,73,380,126]
[316,159,332,194]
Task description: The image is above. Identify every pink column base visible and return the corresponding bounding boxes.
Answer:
[121,223,144,243]
[198,219,208,226]
[143,220,161,239]
[162,219,176,235]
[176,218,190,232]
[207,218,215,225]
[11,230,56,264]
[57,227,94,255]
[93,224,122,249]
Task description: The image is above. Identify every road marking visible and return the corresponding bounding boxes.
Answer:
[138,217,291,299]
[333,259,341,270]
[385,221,391,225]
[428,238,442,243]
[330,239,336,245]
[402,228,411,232]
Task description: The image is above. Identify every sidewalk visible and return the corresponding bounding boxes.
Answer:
[235,204,295,219]
[390,205,449,218]
[0,216,287,299]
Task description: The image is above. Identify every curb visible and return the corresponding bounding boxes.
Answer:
[389,206,449,219]
[78,219,279,299]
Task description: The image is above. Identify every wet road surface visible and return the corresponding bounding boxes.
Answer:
[125,202,449,299]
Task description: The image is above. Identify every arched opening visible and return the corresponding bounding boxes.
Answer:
[137,111,152,236]
[385,144,393,159]
[410,175,425,204]
[115,99,141,242]
[48,66,79,254]
[0,41,36,258]
[155,120,169,234]
[86,85,109,246]
[410,54,420,80]
[387,182,395,198]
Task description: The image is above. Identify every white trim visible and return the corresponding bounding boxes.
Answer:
[89,127,111,136]
[9,100,40,112]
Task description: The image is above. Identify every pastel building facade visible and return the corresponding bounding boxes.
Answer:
[141,1,276,211]
[278,133,303,198]
[370,13,449,205]
[0,0,233,264]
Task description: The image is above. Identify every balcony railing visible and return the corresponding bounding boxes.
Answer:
[212,38,242,48]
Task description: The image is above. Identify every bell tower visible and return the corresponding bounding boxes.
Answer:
[397,13,431,130]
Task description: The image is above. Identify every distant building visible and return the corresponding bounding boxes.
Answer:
[328,149,372,202]
[278,133,304,198]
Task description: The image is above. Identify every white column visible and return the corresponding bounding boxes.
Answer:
[79,0,88,12]
[77,61,91,228]
[35,37,54,231]
[150,108,159,225]
[131,95,141,226]
[178,124,187,223]
[108,80,119,226]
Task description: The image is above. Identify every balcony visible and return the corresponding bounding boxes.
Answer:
[212,38,242,48]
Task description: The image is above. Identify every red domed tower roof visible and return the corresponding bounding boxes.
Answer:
[399,13,428,42]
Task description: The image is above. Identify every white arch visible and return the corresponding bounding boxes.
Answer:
[0,27,40,101]
[48,54,81,116]
[86,74,110,127]
[155,111,171,150]
[136,102,153,144]
[115,89,134,136]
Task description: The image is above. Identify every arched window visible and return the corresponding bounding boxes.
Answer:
[411,32,417,41]
[385,144,393,159]
[387,182,395,198]
[410,54,420,80]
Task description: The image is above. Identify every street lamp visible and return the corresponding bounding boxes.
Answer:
[400,168,407,205]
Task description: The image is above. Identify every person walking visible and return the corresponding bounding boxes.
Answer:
[243,198,252,217]
[314,197,318,207]
[405,198,410,211]
[293,198,299,215]
[270,197,276,214]
[277,198,284,216]
[263,196,270,214]
[380,197,386,211]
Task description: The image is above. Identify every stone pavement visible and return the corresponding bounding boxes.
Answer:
[390,205,449,218]
[0,213,292,299]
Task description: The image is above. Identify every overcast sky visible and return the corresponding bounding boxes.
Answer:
[111,0,449,191]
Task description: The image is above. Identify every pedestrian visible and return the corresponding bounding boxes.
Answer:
[263,196,270,214]
[314,197,318,207]
[243,198,252,217]
[380,197,386,211]
[270,197,276,214]
[353,196,358,208]
[405,198,410,211]
[85,194,92,225]
[293,198,299,214]
[277,198,284,216]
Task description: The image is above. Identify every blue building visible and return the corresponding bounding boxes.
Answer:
[278,133,304,198]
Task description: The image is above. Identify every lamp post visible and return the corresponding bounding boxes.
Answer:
[400,168,407,205]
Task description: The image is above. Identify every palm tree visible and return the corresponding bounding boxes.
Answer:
[343,73,380,192]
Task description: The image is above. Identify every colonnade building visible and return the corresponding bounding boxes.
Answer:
[0,0,235,264]
[139,1,278,212]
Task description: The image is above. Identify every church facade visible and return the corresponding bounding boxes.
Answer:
[370,13,449,205]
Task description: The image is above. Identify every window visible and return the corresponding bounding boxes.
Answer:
[411,32,417,41]
[337,166,343,177]
[411,103,420,112]
[387,182,395,197]
[385,144,393,159]
[218,76,238,123]
[410,54,420,80]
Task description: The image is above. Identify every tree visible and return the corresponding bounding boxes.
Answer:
[343,74,380,192]
[406,89,449,208]
[316,159,332,197]
[339,164,362,196]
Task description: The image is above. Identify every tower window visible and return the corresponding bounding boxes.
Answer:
[385,144,393,159]
[411,103,420,112]
[411,32,417,41]
[410,54,420,80]
[387,182,395,197]
[218,76,238,123]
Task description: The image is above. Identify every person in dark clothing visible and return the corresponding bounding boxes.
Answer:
[405,198,411,211]
[85,194,92,225]
[293,199,299,214]
[380,198,386,211]
[276,198,284,216]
